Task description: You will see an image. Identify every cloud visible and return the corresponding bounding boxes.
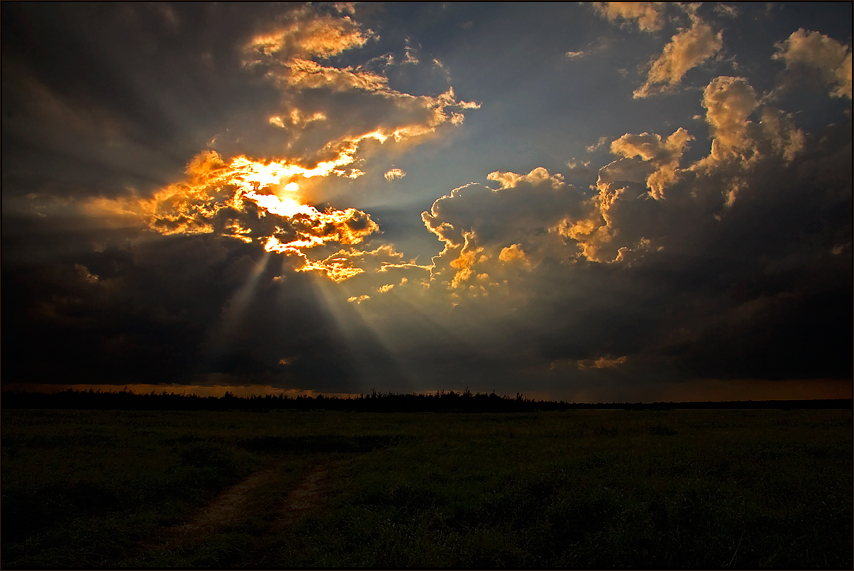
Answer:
[137,151,380,257]
[575,355,628,370]
[609,128,694,198]
[243,5,372,63]
[2,3,849,398]
[713,4,739,18]
[566,159,594,179]
[565,51,587,60]
[422,168,588,294]
[384,168,406,181]
[634,16,723,98]
[694,76,758,165]
[239,6,480,164]
[498,244,532,268]
[67,5,481,290]
[592,2,667,32]
[586,136,610,152]
[772,29,852,99]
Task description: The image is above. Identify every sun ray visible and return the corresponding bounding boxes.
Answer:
[200,252,272,367]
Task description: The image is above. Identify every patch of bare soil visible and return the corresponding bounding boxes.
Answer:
[164,467,280,545]
[271,462,331,530]
[128,459,344,566]
[248,459,350,567]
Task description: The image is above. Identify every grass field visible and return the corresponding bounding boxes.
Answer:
[2,408,851,568]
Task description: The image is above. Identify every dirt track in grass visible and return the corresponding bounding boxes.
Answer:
[272,462,331,529]
[130,459,339,566]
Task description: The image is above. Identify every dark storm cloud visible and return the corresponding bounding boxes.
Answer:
[524,123,850,382]
[1,229,390,391]
[1,2,290,198]
[1,2,475,391]
[2,2,850,400]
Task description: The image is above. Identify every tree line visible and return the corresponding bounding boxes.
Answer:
[1,387,850,412]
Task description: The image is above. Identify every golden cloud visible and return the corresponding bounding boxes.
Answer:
[125,150,383,280]
[244,5,372,64]
[498,244,531,268]
[422,168,589,294]
[295,244,423,283]
[576,355,628,370]
[695,76,758,165]
[609,127,693,198]
[74,6,481,291]
[593,2,666,32]
[384,168,406,181]
[773,28,852,99]
[634,16,723,98]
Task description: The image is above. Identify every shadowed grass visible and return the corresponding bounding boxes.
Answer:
[2,408,851,568]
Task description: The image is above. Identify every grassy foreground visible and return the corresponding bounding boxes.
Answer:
[2,408,851,568]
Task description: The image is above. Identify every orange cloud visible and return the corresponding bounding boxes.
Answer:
[576,355,629,370]
[129,150,382,276]
[693,76,758,167]
[634,16,723,98]
[422,168,589,294]
[593,2,666,32]
[243,5,372,63]
[773,29,852,99]
[609,127,694,198]
[384,168,406,181]
[296,244,420,283]
[498,244,531,268]
[75,6,479,290]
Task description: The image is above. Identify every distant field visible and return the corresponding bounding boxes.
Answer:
[2,408,851,568]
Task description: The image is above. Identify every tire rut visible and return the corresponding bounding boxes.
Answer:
[126,458,341,567]
[272,462,330,530]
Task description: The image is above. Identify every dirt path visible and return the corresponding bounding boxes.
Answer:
[163,467,280,544]
[127,459,340,566]
[272,462,331,530]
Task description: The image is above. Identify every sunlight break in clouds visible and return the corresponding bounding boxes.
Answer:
[142,150,379,253]
[3,2,849,402]
[130,4,478,283]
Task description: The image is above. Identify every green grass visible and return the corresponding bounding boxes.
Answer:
[2,408,851,568]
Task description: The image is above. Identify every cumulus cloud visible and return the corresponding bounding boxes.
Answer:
[243,5,372,63]
[592,2,666,32]
[299,244,417,283]
[139,151,379,255]
[695,76,758,165]
[634,16,724,98]
[586,136,610,152]
[422,168,588,294]
[609,128,694,198]
[3,2,850,398]
[73,4,481,290]
[772,28,852,99]
[384,168,406,181]
[240,6,480,164]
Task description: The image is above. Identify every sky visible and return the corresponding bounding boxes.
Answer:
[2,2,852,402]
